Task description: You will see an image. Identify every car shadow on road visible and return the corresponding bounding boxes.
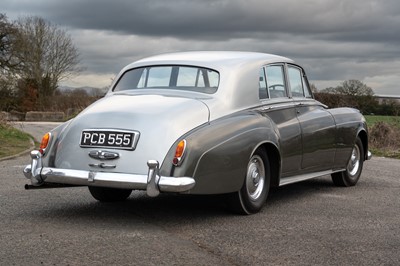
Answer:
[25,175,338,226]
[267,175,336,203]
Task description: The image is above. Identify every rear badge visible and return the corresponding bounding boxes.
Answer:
[88,150,120,160]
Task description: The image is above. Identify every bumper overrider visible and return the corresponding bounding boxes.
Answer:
[23,150,196,197]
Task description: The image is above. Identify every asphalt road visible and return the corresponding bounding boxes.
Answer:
[1,122,399,265]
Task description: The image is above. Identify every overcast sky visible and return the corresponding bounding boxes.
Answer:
[2,0,400,95]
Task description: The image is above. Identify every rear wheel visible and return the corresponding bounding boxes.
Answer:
[88,186,132,202]
[229,148,270,215]
[332,137,364,187]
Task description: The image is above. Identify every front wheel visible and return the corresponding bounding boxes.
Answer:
[331,137,364,187]
[88,186,132,202]
[229,148,270,215]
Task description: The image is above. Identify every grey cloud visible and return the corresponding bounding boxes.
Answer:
[5,0,400,39]
[2,0,400,94]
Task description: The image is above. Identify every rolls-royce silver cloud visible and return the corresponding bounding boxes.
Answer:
[23,51,371,214]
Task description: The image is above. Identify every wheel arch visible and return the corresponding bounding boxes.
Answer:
[256,142,281,188]
[357,129,369,161]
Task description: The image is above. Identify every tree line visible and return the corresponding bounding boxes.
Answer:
[313,80,399,116]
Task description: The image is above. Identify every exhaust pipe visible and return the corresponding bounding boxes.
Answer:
[24,183,83,190]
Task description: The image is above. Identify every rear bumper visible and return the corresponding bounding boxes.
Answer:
[23,150,195,197]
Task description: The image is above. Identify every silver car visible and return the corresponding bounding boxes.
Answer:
[23,51,371,214]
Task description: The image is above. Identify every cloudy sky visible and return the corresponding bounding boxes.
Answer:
[2,0,400,95]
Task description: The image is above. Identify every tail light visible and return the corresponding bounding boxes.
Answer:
[173,139,186,166]
[39,132,51,155]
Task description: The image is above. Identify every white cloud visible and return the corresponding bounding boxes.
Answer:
[312,80,343,91]
[60,73,115,89]
[364,75,400,96]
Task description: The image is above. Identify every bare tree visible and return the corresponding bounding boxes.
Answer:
[0,13,20,72]
[320,80,374,96]
[336,79,374,96]
[0,14,20,111]
[14,16,81,103]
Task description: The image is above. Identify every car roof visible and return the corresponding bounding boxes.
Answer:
[125,51,294,70]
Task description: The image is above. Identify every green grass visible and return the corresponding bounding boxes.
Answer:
[0,123,33,159]
[365,115,400,128]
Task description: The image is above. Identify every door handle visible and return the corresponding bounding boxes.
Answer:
[296,102,303,114]
[261,106,274,111]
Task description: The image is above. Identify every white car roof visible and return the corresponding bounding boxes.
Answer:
[126,51,293,70]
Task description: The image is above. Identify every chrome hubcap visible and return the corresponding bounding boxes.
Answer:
[246,155,265,201]
[347,145,360,176]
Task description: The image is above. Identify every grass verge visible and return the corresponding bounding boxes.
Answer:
[365,115,400,159]
[365,115,400,128]
[0,122,33,159]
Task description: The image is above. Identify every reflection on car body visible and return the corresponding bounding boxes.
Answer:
[23,51,371,214]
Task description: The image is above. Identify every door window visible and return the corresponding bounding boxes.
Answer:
[265,65,287,98]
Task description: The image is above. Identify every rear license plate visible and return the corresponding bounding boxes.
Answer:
[80,129,140,150]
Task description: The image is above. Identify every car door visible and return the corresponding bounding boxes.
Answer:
[286,65,336,172]
[258,65,303,177]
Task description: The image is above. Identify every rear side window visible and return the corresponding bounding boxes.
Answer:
[287,65,313,98]
[113,66,219,94]
[288,66,304,97]
[265,65,287,98]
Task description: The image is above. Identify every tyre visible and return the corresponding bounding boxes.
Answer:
[332,137,364,187]
[229,147,270,215]
[88,186,132,202]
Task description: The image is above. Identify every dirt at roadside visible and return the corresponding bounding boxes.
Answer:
[369,121,400,158]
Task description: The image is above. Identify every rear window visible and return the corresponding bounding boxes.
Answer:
[113,66,219,94]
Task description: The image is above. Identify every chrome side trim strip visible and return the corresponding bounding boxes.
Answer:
[23,150,195,197]
[279,169,345,186]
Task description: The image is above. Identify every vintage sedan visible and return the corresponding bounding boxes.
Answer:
[23,51,371,214]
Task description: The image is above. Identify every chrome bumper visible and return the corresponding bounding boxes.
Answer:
[23,150,195,197]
